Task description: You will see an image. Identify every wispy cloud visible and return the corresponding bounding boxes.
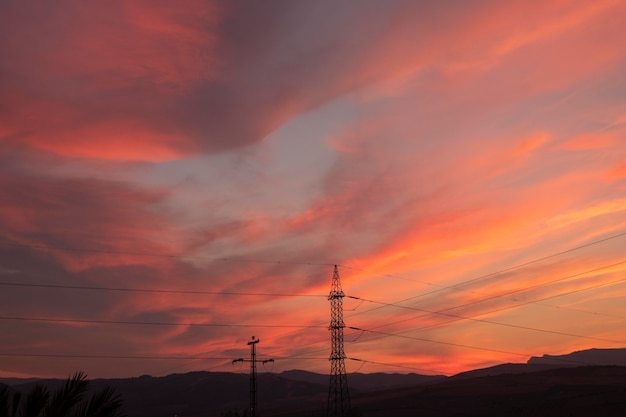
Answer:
[1,0,625,378]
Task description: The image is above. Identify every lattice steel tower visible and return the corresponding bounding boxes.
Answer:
[327,265,350,417]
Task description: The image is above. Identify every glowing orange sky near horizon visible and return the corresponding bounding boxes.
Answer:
[1,0,626,380]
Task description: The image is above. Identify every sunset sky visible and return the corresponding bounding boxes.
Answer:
[2,0,626,379]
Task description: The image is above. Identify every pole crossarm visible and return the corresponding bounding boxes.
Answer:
[233,336,273,417]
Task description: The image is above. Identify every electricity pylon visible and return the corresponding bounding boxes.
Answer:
[233,336,273,417]
[327,265,350,417]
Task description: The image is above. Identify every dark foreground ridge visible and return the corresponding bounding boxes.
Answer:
[350,365,626,417]
[3,348,626,417]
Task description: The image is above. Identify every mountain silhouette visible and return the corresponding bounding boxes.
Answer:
[3,347,626,416]
[528,347,626,367]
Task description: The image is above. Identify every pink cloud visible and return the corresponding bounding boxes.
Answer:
[1,0,624,163]
[2,0,626,378]
[0,169,175,271]
[607,163,626,180]
[559,132,621,151]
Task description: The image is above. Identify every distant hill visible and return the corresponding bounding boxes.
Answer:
[9,372,328,417]
[6,366,626,417]
[4,347,626,416]
[528,347,626,367]
[0,377,41,386]
[280,370,445,391]
[348,365,626,417]
[5,370,444,417]
[453,347,626,379]
[452,363,563,379]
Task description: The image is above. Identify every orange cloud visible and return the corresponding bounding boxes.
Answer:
[490,0,620,57]
[545,198,626,230]
[607,163,626,180]
[515,132,550,155]
[0,166,179,270]
[2,0,626,379]
[559,131,620,151]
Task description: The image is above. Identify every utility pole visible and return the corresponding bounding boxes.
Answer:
[233,336,274,417]
[327,265,350,417]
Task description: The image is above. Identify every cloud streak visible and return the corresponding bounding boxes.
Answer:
[1,0,626,378]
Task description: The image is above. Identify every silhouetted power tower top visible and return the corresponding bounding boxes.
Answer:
[233,336,273,417]
[327,265,351,417]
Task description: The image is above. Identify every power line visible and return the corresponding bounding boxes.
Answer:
[0,351,329,362]
[5,229,625,298]
[155,359,235,376]
[342,274,626,351]
[4,263,619,374]
[467,274,626,323]
[181,251,626,363]
[428,259,626,317]
[0,240,336,267]
[344,257,626,328]
[415,265,626,332]
[148,343,451,377]
[0,350,448,376]
[2,256,619,336]
[535,301,624,320]
[347,357,447,375]
[2,231,624,306]
[347,327,596,367]
[349,295,625,344]
[0,353,232,360]
[217,260,626,372]
[3,234,626,377]
[0,281,326,297]
[0,315,326,329]
[341,260,626,347]
[341,230,626,318]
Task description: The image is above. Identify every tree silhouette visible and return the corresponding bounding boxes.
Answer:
[0,372,125,417]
